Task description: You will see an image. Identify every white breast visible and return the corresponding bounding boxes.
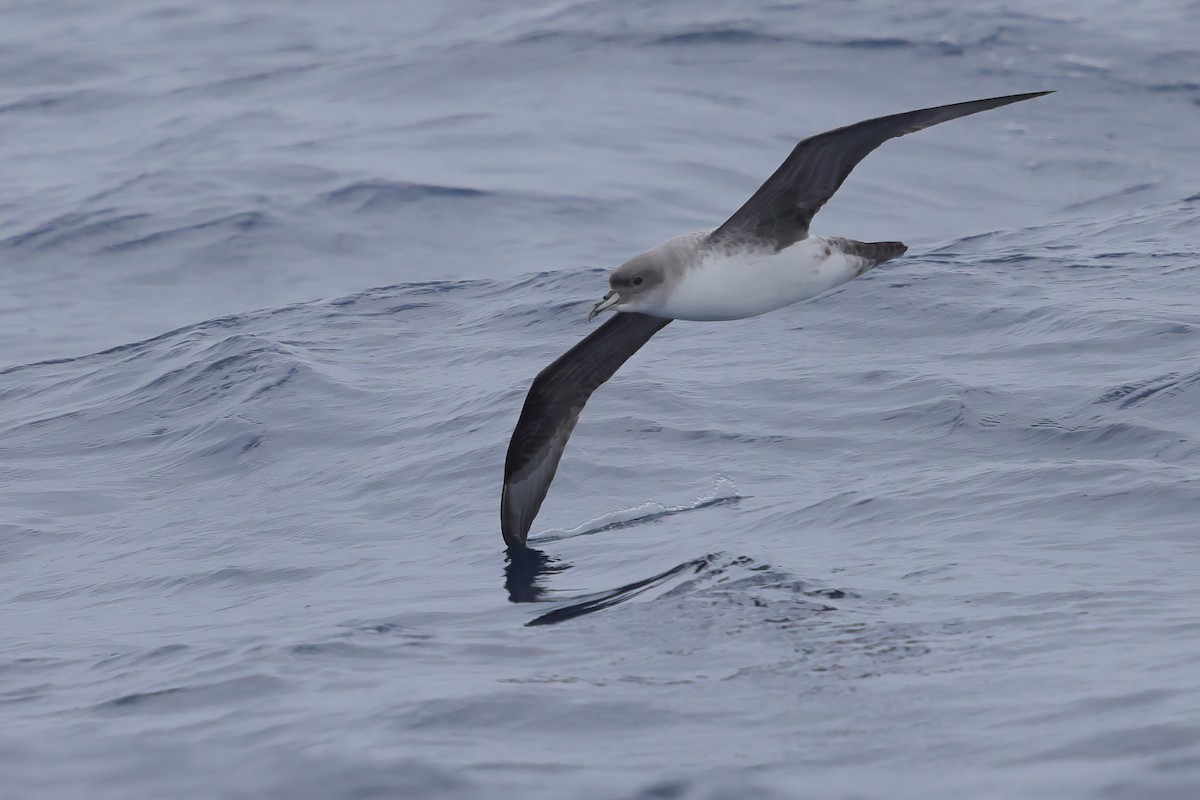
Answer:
[649,237,874,322]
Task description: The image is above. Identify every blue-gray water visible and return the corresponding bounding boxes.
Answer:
[3,2,1200,798]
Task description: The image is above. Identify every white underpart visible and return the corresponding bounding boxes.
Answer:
[639,236,875,322]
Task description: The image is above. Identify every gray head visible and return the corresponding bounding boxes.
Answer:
[587,232,702,321]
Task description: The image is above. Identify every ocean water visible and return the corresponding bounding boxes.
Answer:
[3,1,1200,798]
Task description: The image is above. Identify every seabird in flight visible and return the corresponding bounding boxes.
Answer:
[501,91,1051,549]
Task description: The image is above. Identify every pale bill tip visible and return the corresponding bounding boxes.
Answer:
[588,290,620,321]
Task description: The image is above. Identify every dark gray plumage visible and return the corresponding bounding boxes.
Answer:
[708,91,1052,251]
[501,92,1050,548]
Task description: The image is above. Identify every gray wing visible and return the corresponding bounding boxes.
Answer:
[709,91,1051,251]
[501,312,672,548]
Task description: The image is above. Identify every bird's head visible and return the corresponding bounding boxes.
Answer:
[588,254,667,321]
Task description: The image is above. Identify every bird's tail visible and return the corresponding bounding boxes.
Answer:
[829,238,908,268]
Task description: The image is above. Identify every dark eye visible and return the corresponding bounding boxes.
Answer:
[632,276,644,286]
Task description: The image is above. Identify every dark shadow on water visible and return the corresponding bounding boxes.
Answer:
[504,546,571,603]
[524,556,711,626]
[505,492,745,623]
[504,545,712,625]
[506,545,843,627]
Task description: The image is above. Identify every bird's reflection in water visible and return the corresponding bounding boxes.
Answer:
[504,546,571,603]
[503,484,743,607]
[505,544,712,626]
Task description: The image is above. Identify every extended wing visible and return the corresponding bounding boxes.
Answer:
[708,91,1051,251]
[501,312,672,548]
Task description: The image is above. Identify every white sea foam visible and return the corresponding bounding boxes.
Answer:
[528,477,741,543]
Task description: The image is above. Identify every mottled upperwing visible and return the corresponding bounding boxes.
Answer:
[708,92,1051,251]
[501,312,672,548]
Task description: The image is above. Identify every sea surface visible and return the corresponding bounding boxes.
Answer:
[3,1,1200,798]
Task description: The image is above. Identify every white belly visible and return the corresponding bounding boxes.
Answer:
[649,237,873,321]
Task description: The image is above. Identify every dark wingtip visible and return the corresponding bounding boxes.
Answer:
[1003,90,1054,103]
[964,91,1054,109]
[978,90,1054,107]
[500,485,530,549]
